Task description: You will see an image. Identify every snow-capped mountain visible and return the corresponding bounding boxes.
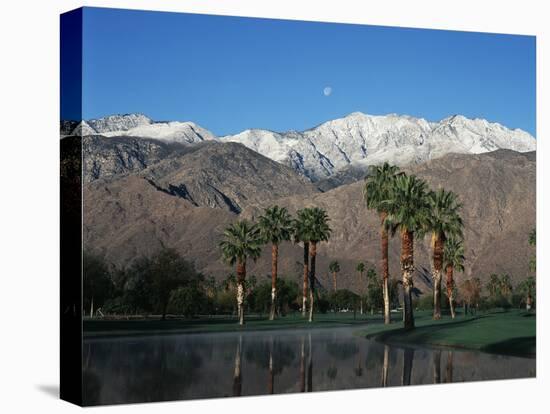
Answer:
[220,112,536,180]
[100,121,215,143]
[65,111,535,181]
[67,113,215,144]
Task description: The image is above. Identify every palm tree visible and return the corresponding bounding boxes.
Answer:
[426,189,463,319]
[356,262,366,314]
[442,236,465,318]
[364,162,401,324]
[304,207,332,322]
[258,205,293,320]
[518,276,535,310]
[293,209,312,317]
[220,220,263,325]
[486,274,501,299]
[500,274,513,298]
[329,261,340,291]
[383,173,430,329]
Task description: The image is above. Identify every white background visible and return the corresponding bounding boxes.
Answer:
[0,0,548,412]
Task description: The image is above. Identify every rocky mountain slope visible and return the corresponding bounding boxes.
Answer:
[65,113,215,144]
[83,142,536,294]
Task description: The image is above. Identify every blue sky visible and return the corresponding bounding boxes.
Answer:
[78,7,536,136]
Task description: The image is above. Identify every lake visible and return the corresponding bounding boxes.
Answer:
[82,326,535,405]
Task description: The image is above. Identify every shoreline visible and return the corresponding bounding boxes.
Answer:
[83,313,377,339]
[83,310,536,360]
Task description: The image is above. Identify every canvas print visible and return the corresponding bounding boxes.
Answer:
[60,7,536,406]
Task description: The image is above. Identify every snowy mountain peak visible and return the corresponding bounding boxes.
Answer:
[87,113,153,133]
[221,112,536,181]
[66,113,215,145]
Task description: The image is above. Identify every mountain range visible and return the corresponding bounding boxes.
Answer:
[79,135,535,293]
[63,112,536,182]
[60,111,536,293]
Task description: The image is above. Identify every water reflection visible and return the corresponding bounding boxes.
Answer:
[381,345,389,387]
[446,351,454,383]
[401,348,414,386]
[83,327,535,405]
[233,335,242,397]
[433,350,441,384]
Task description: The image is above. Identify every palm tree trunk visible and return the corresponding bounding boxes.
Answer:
[380,212,391,324]
[308,242,317,323]
[401,229,415,330]
[302,242,309,317]
[236,260,246,325]
[432,233,444,320]
[269,243,278,321]
[332,272,337,291]
[446,264,455,318]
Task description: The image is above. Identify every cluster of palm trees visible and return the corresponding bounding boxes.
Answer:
[364,162,465,329]
[220,206,331,325]
[221,161,466,329]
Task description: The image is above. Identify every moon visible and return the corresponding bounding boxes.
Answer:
[323,86,332,96]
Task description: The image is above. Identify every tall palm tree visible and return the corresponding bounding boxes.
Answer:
[329,260,340,291]
[293,209,313,317]
[442,236,465,318]
[364,162,401,324]
[383,173,430,329]
[356,262,366,314]
[220,220,263,325]
[304,207,332,322]
[258,205,293,320]
[426,189,463,319]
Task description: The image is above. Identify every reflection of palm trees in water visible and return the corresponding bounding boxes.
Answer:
[300,336,306,392]
[233,335,243,397]
[445,351,453,383]
[354,347,363,378]
[268,336,274,394]
[401,348,414,386]
[307,333,313,392]
[433,350,442,384]
[381,345,389,387]
[300,334,313,391]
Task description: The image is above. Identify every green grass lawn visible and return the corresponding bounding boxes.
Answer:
[360,309,536,358]
[83,312,377,338]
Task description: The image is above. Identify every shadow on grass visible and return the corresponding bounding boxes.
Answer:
[481,337,536,359]
[366,316,487,341]
[367,313,535,358]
